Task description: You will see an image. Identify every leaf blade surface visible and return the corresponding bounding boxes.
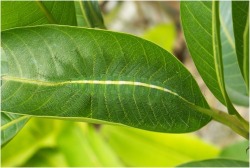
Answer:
[232,1,249,89]
[181,1,239,113]
[2,25,211,133]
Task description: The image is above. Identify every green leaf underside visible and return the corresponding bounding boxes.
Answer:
[220,1,248,106]
[1,112,29,146]
[2,25,211,133]
[74,0,105,28]
[232,1,249,90]
[1,1,77,31]
[181,2,237,114]
[177,158,249,167]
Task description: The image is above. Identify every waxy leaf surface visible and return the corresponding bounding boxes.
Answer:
[2,25,211,133]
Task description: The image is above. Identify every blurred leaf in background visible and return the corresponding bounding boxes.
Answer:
[219,140,249,161]
[2,118,220,167]
[56,122,122,167]
[1,118,63,166]
[101,125,220,167]
[142,23,176,52]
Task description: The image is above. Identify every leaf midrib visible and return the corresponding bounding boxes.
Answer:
[2,76,195,106]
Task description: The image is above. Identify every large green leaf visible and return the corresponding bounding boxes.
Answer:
[232,1,249,89]
[181,1,237,114]
[1,25,211,133]
[177,158,249,167]
[74,0,105,28]
[220,1,248,106]
[101,125,219,167]
[1,1,77,31]
[1,1,77,146]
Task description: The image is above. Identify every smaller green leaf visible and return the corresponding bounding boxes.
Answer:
[74,0,105,28]
[232,1,249,90]
[219,140,249,162]
[177,158,249,167]
[1,118,61,167]
[220,1,248,106]
[1,112,29,146]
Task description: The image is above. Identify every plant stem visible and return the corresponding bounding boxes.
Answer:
[192,105,249,139]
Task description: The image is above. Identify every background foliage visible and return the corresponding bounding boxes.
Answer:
[1,1,249,167]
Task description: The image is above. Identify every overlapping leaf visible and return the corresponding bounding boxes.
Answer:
[181,1,238,114]
[1,1,77,30]
[232,1,249,89]
[74,0,105,28]
[220,1,248,106]
[2,25,211,133]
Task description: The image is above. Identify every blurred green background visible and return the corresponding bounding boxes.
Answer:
[1,1,249,167]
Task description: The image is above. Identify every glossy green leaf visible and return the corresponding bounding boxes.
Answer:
[142,23,176,52]
[181,1,237,114]
[1,1,77,31]
[177,158,249,167]
[1,1,77,146]
[57,122,122,166]
[2,25,211,134]
[101,125,219,167]
[219,140,249,162]
[1,118,62,167]
[220,1,248,106]
[232,1,249,89]
[74,0,105,28]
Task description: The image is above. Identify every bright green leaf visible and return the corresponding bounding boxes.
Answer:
[56,122,122,166]
[177,158,249,167]
[101,125,219,167]
[142,23,176,52]
[181,1,238,114]
[1,1,77,31]
[1,118,62,167]
[232,1,249,90]
[74,0,106,28]
[2,25,211,134]
[220,1,248,106]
